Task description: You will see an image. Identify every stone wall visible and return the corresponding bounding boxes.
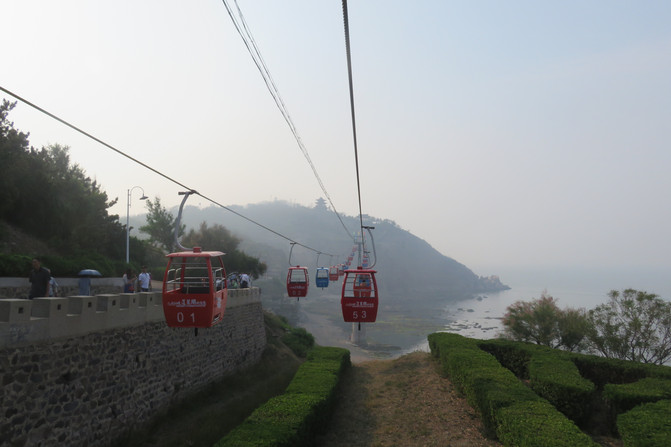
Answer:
[0,288,266,447]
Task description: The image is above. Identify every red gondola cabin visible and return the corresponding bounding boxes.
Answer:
[329,265,339,281]
[341,267,378,323]
[287,266,309,298]
[162,247,227,328]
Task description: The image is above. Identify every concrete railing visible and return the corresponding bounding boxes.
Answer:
[0,287,260,348]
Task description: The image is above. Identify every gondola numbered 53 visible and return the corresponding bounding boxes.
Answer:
[341,267,378,323]
[162,247,227,328]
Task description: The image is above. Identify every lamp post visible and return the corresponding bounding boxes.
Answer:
[126,186,148,264]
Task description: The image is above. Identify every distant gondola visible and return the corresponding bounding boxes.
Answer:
[329,265,339,281]
[286,266,309,299]
[315,267,329,289]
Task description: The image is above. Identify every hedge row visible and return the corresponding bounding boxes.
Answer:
[428,332,596,446]
[479,339,595,425]
[214,346,350,447]
[618,399,671,447]
[604,378,671,414]
[457,336,671,445]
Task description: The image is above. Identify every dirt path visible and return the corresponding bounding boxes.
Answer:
[316,352,501,447]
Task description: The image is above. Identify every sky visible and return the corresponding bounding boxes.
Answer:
[2,1,671,279]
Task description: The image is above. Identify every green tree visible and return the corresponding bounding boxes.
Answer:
[0,100,31,219]
[1,100,127,259]
[587,289,671,365]
[181,222,240,252]
[37,144,123,255]
[501,292,590,351]
[181,222,267,278]
[557,307,591,352]
[139,197,183,253]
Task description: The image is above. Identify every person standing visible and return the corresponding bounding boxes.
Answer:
[29,258,51,299]
[138,266,151,292]
[122,269,136,293]
[239,272,250,289]
[48,270,59,297]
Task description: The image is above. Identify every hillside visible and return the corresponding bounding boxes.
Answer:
[174,200,509,302]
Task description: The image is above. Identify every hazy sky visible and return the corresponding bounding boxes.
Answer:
[2,1,670,276]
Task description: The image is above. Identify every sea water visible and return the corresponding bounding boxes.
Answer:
[407,265,671,353]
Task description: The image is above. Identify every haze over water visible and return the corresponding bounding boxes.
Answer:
[438,265,671,341]
[312,265,671,360]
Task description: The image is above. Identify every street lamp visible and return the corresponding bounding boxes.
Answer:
[126,186,148,264]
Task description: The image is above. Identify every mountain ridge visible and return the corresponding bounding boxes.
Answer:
[167,199,509,301]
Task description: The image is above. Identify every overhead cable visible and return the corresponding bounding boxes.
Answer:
[0,85,335,257]
[341,0,365,236]
[221,0,354,242]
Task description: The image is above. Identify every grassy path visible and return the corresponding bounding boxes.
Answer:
[316,352,502,447]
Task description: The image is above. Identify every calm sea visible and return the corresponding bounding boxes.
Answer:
[406,265,671,352]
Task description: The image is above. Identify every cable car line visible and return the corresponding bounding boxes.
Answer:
[0,85,191,193]
[221,0,354,243]
[338,1,380,327]
[0,84,336,257]
[341,0,365,237]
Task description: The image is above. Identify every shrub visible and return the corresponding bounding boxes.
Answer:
[431,333,542,435]
[527,352,595,425]
[604,377,671,414]
[478,339,532,379]
[570,353,647,390]
[0,253,32,276]
[617,399,671,447]
[495,400,596,446]
[281,327,315,357]
[214,393,322,447]
[430,332,598,445]
[214,346,350,447]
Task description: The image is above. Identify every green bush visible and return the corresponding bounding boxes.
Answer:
[0,253,32,276]
[214,346,350,447]
[430,333,540,434]
[478,339,533,379]
[213,393,322,447]
[479,339,596,425]
[495,400,596,446]
[604,377,671,414]
[528,352,595,425]
[618,399,671,447]
[571,353,647,389]
[281,327,315,357]
[429,332,597,445]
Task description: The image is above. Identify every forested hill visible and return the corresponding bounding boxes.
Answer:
[175,200,509,302]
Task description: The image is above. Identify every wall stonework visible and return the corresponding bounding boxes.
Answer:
[0,287,266,447]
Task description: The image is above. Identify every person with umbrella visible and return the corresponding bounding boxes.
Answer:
[78,269,101,296]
